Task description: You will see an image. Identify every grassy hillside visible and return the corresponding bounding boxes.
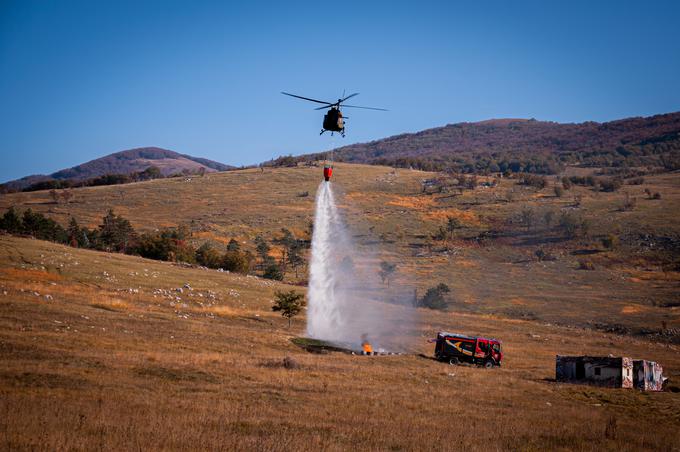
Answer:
[1,235,678,450]
[1,163,678,338]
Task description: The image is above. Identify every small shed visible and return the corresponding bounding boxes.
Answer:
[556,356,665,391]
[556,356,633,388]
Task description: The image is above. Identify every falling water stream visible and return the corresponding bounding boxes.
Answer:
[306,181,348,341]
[306,181,416,351]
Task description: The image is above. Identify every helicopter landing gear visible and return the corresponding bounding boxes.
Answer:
[320,129,326,135]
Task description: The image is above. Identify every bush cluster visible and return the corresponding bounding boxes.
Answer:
[517,174,548,189]
[0,207,252,273]
[19,166,167,193]
[0,208,67,243]
[567,175,623,192]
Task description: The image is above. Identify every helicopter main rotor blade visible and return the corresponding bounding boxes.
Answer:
[339,92,360,103]
[341,104,388,111]
[281,92,334,105]
[314,104,336,110]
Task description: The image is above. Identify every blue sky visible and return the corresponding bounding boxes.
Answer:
[1,0,679,182]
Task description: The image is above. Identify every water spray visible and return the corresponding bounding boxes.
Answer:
[306,181,417,351]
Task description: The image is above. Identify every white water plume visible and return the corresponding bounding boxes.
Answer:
[307,181,416,351]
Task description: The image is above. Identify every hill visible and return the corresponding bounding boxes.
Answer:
[2,147,234,191]
[299,112,680,174]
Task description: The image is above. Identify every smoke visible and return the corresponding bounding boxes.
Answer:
[307,181,416,351]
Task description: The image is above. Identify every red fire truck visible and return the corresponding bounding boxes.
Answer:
[434,331,503,367]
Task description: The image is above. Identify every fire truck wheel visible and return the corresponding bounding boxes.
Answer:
[449,357,459,365]
[484,360,495,368]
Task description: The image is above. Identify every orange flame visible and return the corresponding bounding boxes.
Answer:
[362,341,373,354]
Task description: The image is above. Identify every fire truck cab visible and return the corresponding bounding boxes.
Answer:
[434,332,503,367]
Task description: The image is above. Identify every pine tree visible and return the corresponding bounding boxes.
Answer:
[272,290,306,328]
[67,217,80,247]
[0,207,22,233]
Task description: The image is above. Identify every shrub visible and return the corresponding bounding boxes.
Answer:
[222,250,251,274]
[601,234,619,250]
[446,216,462,239]
[196,243,222,269]
[554,185,564,197]
[559,212,580,238]
[598,177,623,192]
[269,155,298,167]
[136,226,194,263]
[282,356,300,369]
[379,261,397,287]
[535,248,546,261]
[263,260,283,280]
[519,206,536,230]
[535,248,556,261]
[418,283,451,310]
[518,174,547,189]
[578,260,595,270]
[226,238,241,252]
[652,192,662,200]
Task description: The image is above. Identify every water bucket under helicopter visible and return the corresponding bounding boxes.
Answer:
[323,165,333,182]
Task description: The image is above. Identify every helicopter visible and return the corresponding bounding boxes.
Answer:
[281,91,387,138]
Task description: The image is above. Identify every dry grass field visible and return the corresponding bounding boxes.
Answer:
[1,163,678,335]
[1,235,679,450]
